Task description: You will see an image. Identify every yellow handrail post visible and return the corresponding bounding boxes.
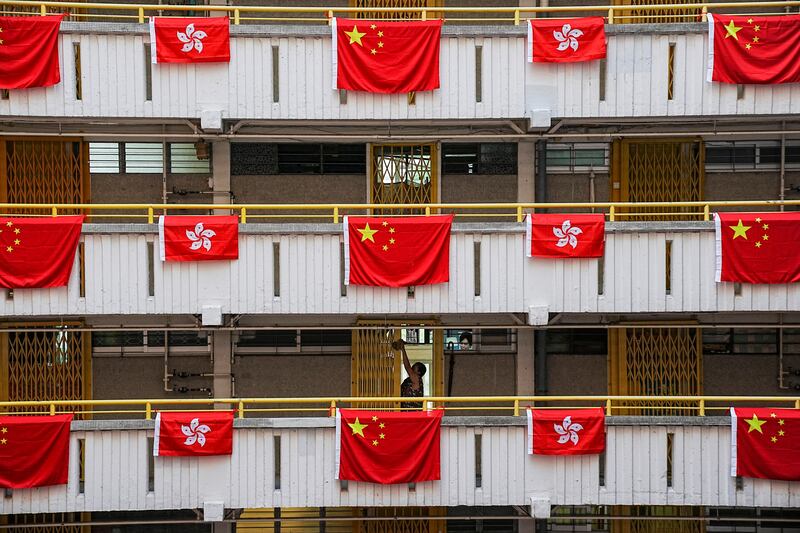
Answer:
[425,206,431,216]
[333,206,339,224]
[607,6,614,24]
[40,4,46,15]
[699,398,705,417]
[51,206,58,217]
[50,403,56,415]
[516,205,524,223]
[240,207,247,224]
[700,5,708,22]
[421,8,427,21]
[330,400,337,417]
[138,7,144,23]
[609,205,616,222]
[513,399,520,417]
[234,8,240,25]
[703,204,710,221]
[147,207,154,224]
[605,398,612,416]
[145,402,152,420]
[514,9,520,26]
[795,399,800,409]
[238,401,245,419]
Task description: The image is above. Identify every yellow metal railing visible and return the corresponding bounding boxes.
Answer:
[1,395,799,419]
[0,200,798,224]
[0,0,799,25]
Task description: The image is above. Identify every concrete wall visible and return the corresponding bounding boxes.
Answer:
[445,351,517,397]
[546,172,610,205]
[441,174,517,204]
[546,353,608,397]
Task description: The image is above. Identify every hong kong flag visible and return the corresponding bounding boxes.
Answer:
[526,213,605,258]
[731,408,800,481]
[149,16,230,64]
[159,215,239,262]
[715,212,800,284]
[153,411,234,457]
[344,215,453,287]
[528,17,606,63]
[336,409,443,484]
[332,18,442,93]
[527,408,605,455]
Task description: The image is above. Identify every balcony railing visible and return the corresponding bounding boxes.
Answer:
[1,0,799,24]
[2,395,799,418]
[1,200,799,223]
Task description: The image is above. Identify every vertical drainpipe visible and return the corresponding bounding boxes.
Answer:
[534,140,548,398]
[535,139,547,205]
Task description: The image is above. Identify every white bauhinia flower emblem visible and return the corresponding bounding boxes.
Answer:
[554,415,583,445]
[177,23,207,54]
[186,222,216,252]
[553,220,583,249]
[181,417,212,447]
[553,23,584,52]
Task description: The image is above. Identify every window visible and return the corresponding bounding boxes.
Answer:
[91,330,210,354]
[704,141,800,171]
[236,330,297,348]
[170,143,211,174]
[124,143,164,174]
[702,328,779,355]
[88,143,120,173]
[235,329,352,353]
[546,143,608,172]
[441,143,517,175]
[546,329,608,355]
[88,142,210,174]
[230,143,366,175]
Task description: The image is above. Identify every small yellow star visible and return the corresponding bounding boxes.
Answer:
[771,413,777,418]
[370,24,376,30]
[771,436,778,443]
[5,221,12,227]
[370,49,377,55]
[0,438,5,445]
[372,440,379,446]
[0,39,4,45]
[747,18,753,24]
[729,219,751,239]
[762,235,768,241]
[344,25,366,46]
[755,241,761,248]
[753,36,760,43]
[0,27,4,32]
[0,427,6,434]
[347,417,368,438]
[724,19,743,40]
[746,414,767,433]
[779,430,786,436]
[382,244,388,251]
[371,416,378,422]
[745,43,752,50]
[754,25,761,32]
[5,246,12,253]
[357,223,378,243]
[756,217,762,223]
[779,419,786,426]
[379,433,386,439]
[13,228,19,234]
[763,224,769,230]
[13,239,19,245]
[377,31,384,37]
[379,422,385,429]
[389,227,395,234]
[378,41,384,48]
[389,238,395,244]
[381,221,388,226]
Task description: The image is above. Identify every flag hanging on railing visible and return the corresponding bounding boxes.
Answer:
[731,407,800,480]
[344,215,453,287]
[336,409,443,484]
[0,215,84,289]
[527,17,606,63]
[154,411,234,456]
[0,414,72,488]
[159,215,239,261]
[0,15,65,89]
[332,17,442,93]
[526,213,605,258]
[707,14,800,84]
[527,408,605,455]
[149,16,231,64]
[714,212,800,284]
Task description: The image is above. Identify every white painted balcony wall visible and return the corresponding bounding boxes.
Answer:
[1,24,798,122]
[3,222,800,318]
[0,417,796,516]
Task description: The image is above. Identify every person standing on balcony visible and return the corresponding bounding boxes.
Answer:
[393,339,426,410]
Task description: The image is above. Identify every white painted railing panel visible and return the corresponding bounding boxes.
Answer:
[3,27,800,121]
[2,421,799,515]
[2,226,800,317]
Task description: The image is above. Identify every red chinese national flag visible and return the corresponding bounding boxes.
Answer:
[707,14,800,84]
[0,15,64,89]
[149,17,230,64]
[528,17,606,63]
[527,408,605,455]
[0,414,72,488]
[337,409,442,484]
[333,18,442,93]
[715,212,800,284]
[344,215,452,287]
[159,215,238,262]
[153,411,233,457]
[526,214,605,258]
[731,408,800,481]
[0,215,83,289]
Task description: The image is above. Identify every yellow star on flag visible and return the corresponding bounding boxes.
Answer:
[745,413,767,434]
[372,440,379,446]
[0,427,6,434]
[358,223,378,243]
[348,417,368,438]
[371,416,378,422]
[724,20,743,40]
[0,438,5,445]
[345,25,366,46]
[729,219,751,240]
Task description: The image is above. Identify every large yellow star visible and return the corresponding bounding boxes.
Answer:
[724,20,743,40]
[729,219,751,240]
[745,413,767,434]
[348,417,368,438]
[345,25,366,46]
[357,223,378,243]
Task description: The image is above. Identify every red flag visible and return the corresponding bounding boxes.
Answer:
[707,14,800,84]
[332,18,441,93]
[149,17,230,64]
[526,214,605,258]
[528,17,606,63]
[715,212,800,284]
[158,215,238,262]
[0,215,83,289]
[731,407,800,481]
[0,15,64,89]
[344,215,452,287]
[0,414,72,488]
[336,409,442,484]
[153,411,234,457]
[527,408,605,455]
